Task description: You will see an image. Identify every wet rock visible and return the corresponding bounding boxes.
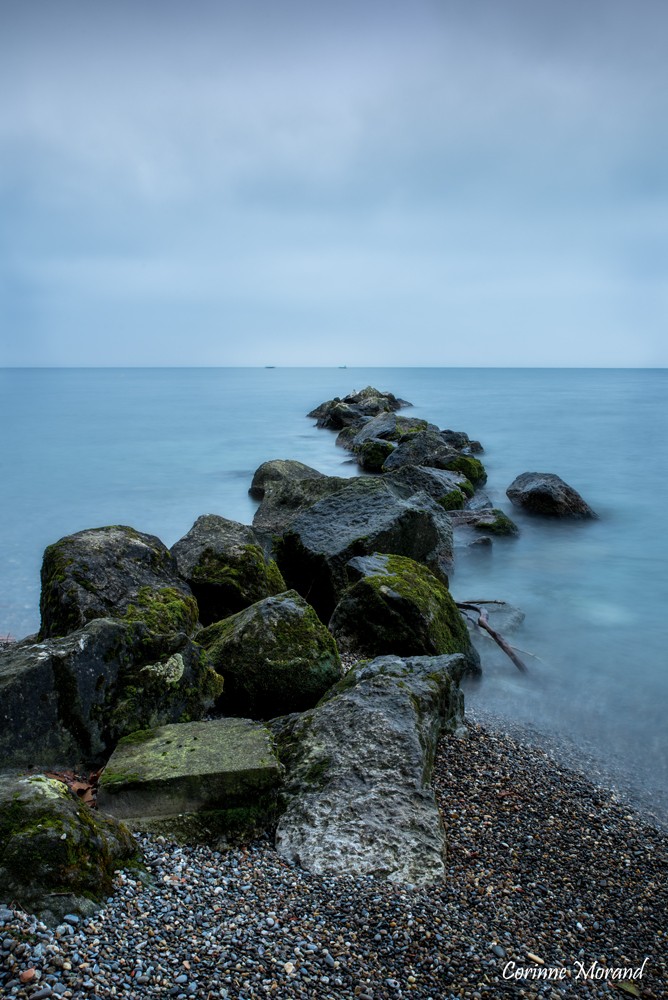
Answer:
[274,478,454,621]
[273,653,469,884]
[199,591,341,719]
[449,508,519,536]
[40,526,196,640]
[0,619,223,766]
[0,773,137,920]
[384,464,474,509]
[308,387,410,430]
[248,460,326,500]
[252,475,351,538]
[98,718,282,846]
[170,515,285,626]
[329,553,480,671]
[506,472,598,519]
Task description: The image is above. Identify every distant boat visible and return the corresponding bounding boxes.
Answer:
[265,365,276,369]
[338,365,347,369]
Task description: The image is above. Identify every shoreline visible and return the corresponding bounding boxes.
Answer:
[2,714,666,999]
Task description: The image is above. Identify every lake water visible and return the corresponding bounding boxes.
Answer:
[1,367,666,824]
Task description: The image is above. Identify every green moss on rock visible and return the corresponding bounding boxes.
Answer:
[122,587,199,634]
[437,489,466,511]
[329,553,478,664]
[443,455,487,486]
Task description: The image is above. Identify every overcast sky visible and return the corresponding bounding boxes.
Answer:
[1,0,666,366]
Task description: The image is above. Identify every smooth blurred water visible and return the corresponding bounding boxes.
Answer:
[1,367,666,822]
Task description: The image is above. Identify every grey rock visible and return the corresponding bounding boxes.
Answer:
[249,460,326,500]
[252,475,351,538]
[506,472,598,519]
[381,431,459,472]
[273,653,469,884]
[275,478,454,621]
[170,514,285,626]
[0,618,222,766]
[40,525,195,639]
[384,465,471,506]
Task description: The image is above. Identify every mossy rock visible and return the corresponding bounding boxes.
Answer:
[98,718,282,847]
[0,619,223,767]
[0,773,138,919]
[199,591,342,719]
[171,515,285,626]
[249,460,326,499]
[474,509,519,536]
[40,525,195,640]
[441,454,487,486]
[437,489,466,511]
[329,553,480,670]
[357,438,396,472]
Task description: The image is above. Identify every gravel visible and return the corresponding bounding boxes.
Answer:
[2,718,666,999]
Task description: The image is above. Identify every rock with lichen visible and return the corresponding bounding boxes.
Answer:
[170,514,285,626]
[0,619,223,767]
[329,553,481,670]
[248,459,327,499]
[40,525,197,640]
[0,771,138,922]
[199,591,341,719]
[272,652,469,884]
[251,474,351,538]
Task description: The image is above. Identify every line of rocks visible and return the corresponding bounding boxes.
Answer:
[2,718,665,999]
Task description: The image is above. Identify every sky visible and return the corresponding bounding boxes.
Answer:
[0,0,666,367]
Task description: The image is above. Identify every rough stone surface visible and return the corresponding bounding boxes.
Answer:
[248,459,326,499]
[0,772,137,920]
[273,653,469,884]
[0,619,223,767]
[170,514,285,625]
[383,434,488,486]
[384,464,473,508]
[199,591,342,719]
[308,387,410,429]
[506,472,598,518]
[329,553,481,670]
[275,478,454,621]
[448,507,519,536]
[251,474,351,538]
[40,526,196,639]
[350,412,435,449]
[356,438,395,472]
[98,718,282,845]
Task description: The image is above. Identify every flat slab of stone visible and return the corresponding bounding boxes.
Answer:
[98,719,282,842]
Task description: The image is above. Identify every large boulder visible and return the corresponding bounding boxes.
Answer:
[506,472,598,519]
[0,619,223,767]
[40,526,197,639]
[349,412,435,449]
[170,514,285,626]
[329,553,481,670]
[199,591,341,719]
[251,474,351,538]
[249,459,326,500]
[98,718,282,846]
[272,653,468,884]
[275,478,454,621]
[0,773,137,921]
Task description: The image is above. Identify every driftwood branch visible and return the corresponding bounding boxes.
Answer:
[456,601,529,673]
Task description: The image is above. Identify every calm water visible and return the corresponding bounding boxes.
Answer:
[1,367,667,823]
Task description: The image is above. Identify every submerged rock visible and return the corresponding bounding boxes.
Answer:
[170,514,285,626]
[98,718,282,847]
[506,472,598,519]
[329,553,481,670]
[449,508,519,536]
[274,478,454,621]
[273,652,469,884]
[199,591,341,719]
[40,525,196,639]
[0,619,223,766]
[0,772,137,921]
[308,387,410,429]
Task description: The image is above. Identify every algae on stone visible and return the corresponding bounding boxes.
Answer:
[329,553,480,670]
[98,718,282,846]
[199,591,342,719]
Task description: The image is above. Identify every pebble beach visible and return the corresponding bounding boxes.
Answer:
[2,717,666,1000]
